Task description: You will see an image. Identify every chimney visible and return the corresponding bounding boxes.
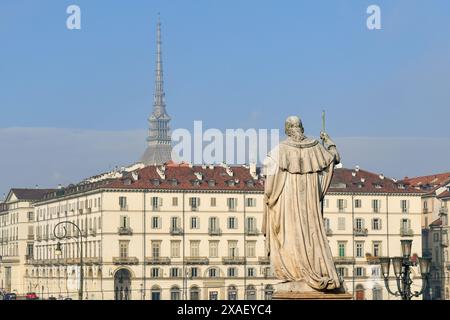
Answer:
[249,163,258,179]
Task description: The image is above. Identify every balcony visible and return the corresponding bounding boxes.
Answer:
[119,206,128,211]
[354,228,368,236]
[222,256,246,265]
[333,256,356,265]
[67,258,81,265]
[365,254,381,265]
[118,227,133,236]
[84,257,101,265]
[113,257,139,265]
[325,228,333,236]
[208,228,222,236]
[423,208,429,214]
[442,238,449,247]
[439,207,448,215]
[85,208,92,214]
[145,257,171,265]
[400,227,414,237]
[27,234,34,241]
[258,256,270,265]
[89,228,97,237]
[446,262,450,271]
[185,256,209,265]
[151,206,160,212]
[245,228,259,236]
[170,227,184,236]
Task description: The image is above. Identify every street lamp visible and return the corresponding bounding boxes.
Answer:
[379,239,431,300]
[53,221,84,301]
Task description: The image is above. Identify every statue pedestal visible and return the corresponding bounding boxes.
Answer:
[272,281,353,300]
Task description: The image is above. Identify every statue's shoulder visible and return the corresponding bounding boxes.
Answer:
[280,137,319,149]
[268,137,334,174]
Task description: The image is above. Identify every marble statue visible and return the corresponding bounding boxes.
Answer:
[263,115,343,293]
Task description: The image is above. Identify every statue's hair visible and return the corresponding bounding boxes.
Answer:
[285,116,304,141]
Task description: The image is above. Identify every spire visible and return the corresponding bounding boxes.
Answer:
[141,15,173,166]
[153,13,166,114]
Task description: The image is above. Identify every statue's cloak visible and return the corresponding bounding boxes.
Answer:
[263,137,341,291]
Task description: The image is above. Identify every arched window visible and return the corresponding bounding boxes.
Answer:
[372,285,382,300]
[246,285,257,300]
[264,285,274,300]
[228,285,237,300]
[171,286,181,300]
[190,286,200,300]
[151,285,161,300]
[355,284,365,300]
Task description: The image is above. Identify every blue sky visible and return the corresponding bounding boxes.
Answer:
[1,0,450,196]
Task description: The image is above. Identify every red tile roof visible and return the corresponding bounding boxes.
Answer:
[437,190,450,199]
[328,168,422,194]
[429,218,442,227]
[102,165,264,192]
[403,172,450,188]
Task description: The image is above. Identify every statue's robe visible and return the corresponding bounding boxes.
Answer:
[263,137,341,291]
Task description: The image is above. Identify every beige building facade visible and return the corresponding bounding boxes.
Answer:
[0,164,426,300]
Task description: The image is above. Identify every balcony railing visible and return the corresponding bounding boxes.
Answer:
[89,228,97,236]
[325,228,333,236]
[439,207,448,215]
[354,228,368,236]
[208,228,222,236]
[222,256,246,265]
[113,257,139,265]
[185,256,209,265]
[258,256,270,265]
[423,208,429,214]
[245,228,259,236]
[333,256,356,264]
[442,238,449,247]
[118,227,133,236]
[445,262,450,271]
[28,234,34,240]
[170,227,184,235]
[400,228,414,237]
[84,257,101,265]
[145,257,171,265]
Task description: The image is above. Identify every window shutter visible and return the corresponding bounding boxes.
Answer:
[158,197,163,207]
[407,200,410,209]
[336,199,340,208]
[379,219,382,230]
[378,200,381,209]
[197,197,200,206]
[344,200,347,208]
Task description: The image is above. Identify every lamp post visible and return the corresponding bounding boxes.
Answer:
[53,221,84,301]
[379,239,431,300]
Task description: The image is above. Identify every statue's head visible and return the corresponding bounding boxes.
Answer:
[285,116,304,141]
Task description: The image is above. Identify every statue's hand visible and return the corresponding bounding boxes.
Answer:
[320,131,330,143]
[320,131,336,147]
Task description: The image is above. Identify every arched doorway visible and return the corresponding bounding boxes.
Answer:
[355,284,365,300]
[114,269,132,300]
[246,285,257,300]
[228,285,237,300]
[264,285,274,300]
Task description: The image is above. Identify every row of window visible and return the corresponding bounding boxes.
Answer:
[149,266,272,279]
[330,199,410,213]
[337,241,383,257]
[147,284,273,301]
[119,216,258,232]
[336,266,381,278]
[119,196,257,211]
[146,240,258,259]
[323,217,412,232]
